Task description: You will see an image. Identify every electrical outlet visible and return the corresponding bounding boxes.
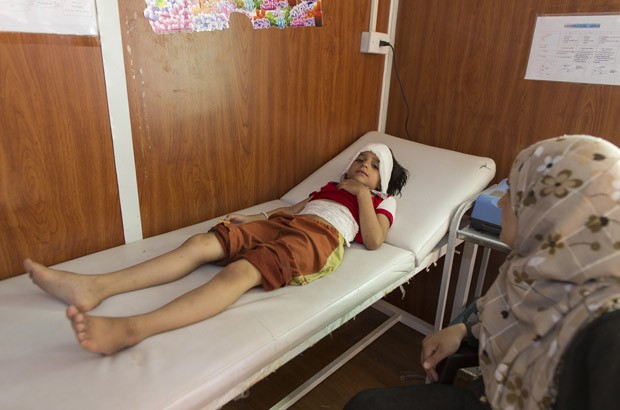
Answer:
[360,31,390,54]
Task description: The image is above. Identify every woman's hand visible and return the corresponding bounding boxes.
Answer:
[420,323,467,382]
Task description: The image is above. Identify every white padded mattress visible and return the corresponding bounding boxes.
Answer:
[0,200,414,410]
[283,131,495,265]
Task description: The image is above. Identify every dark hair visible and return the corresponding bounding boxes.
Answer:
[386,150,409,196]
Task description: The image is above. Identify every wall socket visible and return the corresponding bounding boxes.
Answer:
[360,31,390,54]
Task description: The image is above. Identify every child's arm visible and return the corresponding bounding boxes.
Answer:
[338,179,390,250]
[224,198,311,224]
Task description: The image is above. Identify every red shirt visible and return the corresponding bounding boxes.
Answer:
[309,182,395,243]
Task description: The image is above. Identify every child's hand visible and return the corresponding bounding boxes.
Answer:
[224,213,255,224]
[338,179,370,196]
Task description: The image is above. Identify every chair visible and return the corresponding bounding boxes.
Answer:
[435,342,479,385]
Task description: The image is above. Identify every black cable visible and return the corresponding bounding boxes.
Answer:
[381,41,412,140]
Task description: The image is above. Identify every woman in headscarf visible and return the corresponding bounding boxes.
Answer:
[346,135,620,409]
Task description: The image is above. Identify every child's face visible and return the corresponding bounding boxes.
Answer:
[345,151,381,190]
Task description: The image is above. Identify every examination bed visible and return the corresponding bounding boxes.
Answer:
[0,131,495,409]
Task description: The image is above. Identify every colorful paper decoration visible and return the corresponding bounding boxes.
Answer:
[144,0,322,34]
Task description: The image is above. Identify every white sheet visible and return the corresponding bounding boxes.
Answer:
[0,132,495,409]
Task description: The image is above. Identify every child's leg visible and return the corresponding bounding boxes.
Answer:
[25,233,226,311]
[66,259,262,355]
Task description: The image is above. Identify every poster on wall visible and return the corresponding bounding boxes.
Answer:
[144,0,322,34]
[525,14,620,86]
[0,0,98,35]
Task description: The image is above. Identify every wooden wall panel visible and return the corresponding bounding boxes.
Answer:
[387,0,620,178]
[119,0,389,237]
[384,0,620,323]
[0,33,124,280]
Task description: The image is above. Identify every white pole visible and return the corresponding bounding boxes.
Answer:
[378,0,400,133]
[94,0,143,243]
[369,0,379,32]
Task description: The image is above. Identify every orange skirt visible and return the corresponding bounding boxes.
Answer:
[209,212,344,291]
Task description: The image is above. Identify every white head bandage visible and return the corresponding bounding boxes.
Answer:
[342,143,393,196]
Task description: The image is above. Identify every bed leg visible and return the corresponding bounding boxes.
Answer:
[270,314,401,409]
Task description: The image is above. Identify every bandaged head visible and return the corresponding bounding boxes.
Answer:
[342,143,393,196]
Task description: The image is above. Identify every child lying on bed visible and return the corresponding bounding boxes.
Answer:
[24,143,409,355]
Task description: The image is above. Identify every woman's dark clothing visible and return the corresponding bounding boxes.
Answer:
[344,378,489,410]
[344,310,620,410]
[554,309,620,410]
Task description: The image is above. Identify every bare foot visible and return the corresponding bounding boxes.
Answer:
[66,306,141,355]
[24,258,104,312]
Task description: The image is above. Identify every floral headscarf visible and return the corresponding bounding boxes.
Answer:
[475,135,620,409]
